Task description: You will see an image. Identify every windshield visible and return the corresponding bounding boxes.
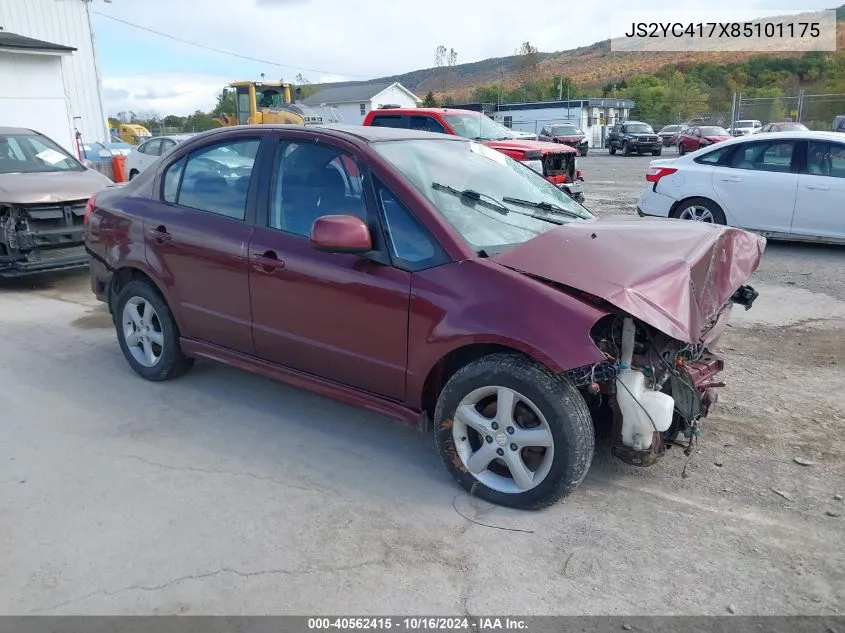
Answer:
[659,125,680,133]
[443,112,512,141]
[551,125,583,136]
[625,123,654,134]
[736,121,756,128]
[371,139,594,253]
[0,132,82,174]
[701,126,729,136]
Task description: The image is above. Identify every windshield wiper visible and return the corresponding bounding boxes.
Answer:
[431,182,509,214]
[501,196,584,219]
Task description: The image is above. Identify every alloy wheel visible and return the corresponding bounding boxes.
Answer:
[452,386,555,494]
[678,205,715,222]
[122,296,164,367]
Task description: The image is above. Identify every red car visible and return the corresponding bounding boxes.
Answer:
[362,107,585,202]
[84,124,763,510]
[677,125,732,155]
[759,121,810,133]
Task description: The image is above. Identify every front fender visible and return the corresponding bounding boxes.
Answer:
[406,259,608,409]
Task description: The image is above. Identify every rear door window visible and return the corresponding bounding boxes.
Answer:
[729,141,796,173]
[806,142,845,178]
[164,138,260,220]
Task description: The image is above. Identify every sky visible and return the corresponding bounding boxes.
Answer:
[91,0,832,117]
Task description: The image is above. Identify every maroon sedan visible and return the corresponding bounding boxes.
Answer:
[84,125,763,509]
[677,125,732,155]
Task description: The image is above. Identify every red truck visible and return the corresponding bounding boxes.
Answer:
[362,108,585,202]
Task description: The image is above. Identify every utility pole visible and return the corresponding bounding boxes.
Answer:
[558,77,563,101]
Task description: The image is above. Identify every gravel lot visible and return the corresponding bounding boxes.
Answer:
[2,152,843,616]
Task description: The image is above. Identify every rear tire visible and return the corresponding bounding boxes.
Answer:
[113,279,194,381]
[433,353,594,510]
[671,197,726,225]
[609,145,616,155]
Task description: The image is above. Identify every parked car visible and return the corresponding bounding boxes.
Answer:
[727,120,763,136]
[637,131,845,244]
[677,126,731,155]
[85,124,762,509]
[505,128,539,141]
[537,124,589,156]
[759,122,809,133]
[81,141,133,163]
[0,126,113,277]
[657,124,683,147]
[125,134,195,180]
[831,115,845,132]
[605,121,662,156]
[361,108,585,202]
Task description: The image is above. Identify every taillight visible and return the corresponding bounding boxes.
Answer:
[645,166,678,184]
[83,194,96,227]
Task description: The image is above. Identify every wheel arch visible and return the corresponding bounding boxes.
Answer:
[669,195,731,225]
[418,341,557,424]
[108,265,183,332]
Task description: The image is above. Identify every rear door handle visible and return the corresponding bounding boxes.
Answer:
[251,250,285,273]
[720,176,741,182]
[806,183,830,191]
[147,225,172,242]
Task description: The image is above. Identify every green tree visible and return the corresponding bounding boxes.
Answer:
[211,89,236,117]
[422,91,438,107]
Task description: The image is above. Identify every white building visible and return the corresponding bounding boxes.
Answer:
[302,81,421,125]
[0,0,108,155]
[486,98,635,148]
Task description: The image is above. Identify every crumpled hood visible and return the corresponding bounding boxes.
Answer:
[0,169,112,204]
[491,216,766,343]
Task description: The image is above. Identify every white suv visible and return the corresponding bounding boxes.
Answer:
[728,120,762,136]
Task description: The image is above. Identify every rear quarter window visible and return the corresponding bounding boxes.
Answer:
[369,114,407,129]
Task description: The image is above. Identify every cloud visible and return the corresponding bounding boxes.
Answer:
[102,73,232,117]
[93,0,828,116]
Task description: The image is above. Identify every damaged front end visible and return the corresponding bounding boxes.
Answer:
[565,300,753,467]
[0,201,89,277]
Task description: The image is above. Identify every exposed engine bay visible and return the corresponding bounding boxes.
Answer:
[0,201,88,277]
[566,313,734,467]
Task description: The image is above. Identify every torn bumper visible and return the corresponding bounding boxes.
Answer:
[0,245,88,278]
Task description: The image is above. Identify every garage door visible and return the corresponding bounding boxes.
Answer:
[0,53,75,156]
[0,97,74,156]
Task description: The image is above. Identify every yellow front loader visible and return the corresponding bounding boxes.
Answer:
[214,81,326,127]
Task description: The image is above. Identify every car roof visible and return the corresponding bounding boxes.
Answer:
[0,126,38,135]
[184,124,469,145]
[369,107,483,116]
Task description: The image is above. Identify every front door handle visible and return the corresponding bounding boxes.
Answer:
[806,183,830,191]
[720,176,741,182]
[147,225,172,243]
[251,250,285,273]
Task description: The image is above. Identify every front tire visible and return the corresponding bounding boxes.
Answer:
[678,143,686,156]
[622,142,631,156]
[580,148,588,157]
[113,279,194,381]
[434,353,594,510]
[128,169,139,180]
[652,149,662,156]
[609,144,616,155]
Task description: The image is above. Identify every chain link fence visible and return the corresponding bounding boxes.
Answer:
[736,92,845,130]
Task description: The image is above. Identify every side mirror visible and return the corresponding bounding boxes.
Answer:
[309,214,372,254]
